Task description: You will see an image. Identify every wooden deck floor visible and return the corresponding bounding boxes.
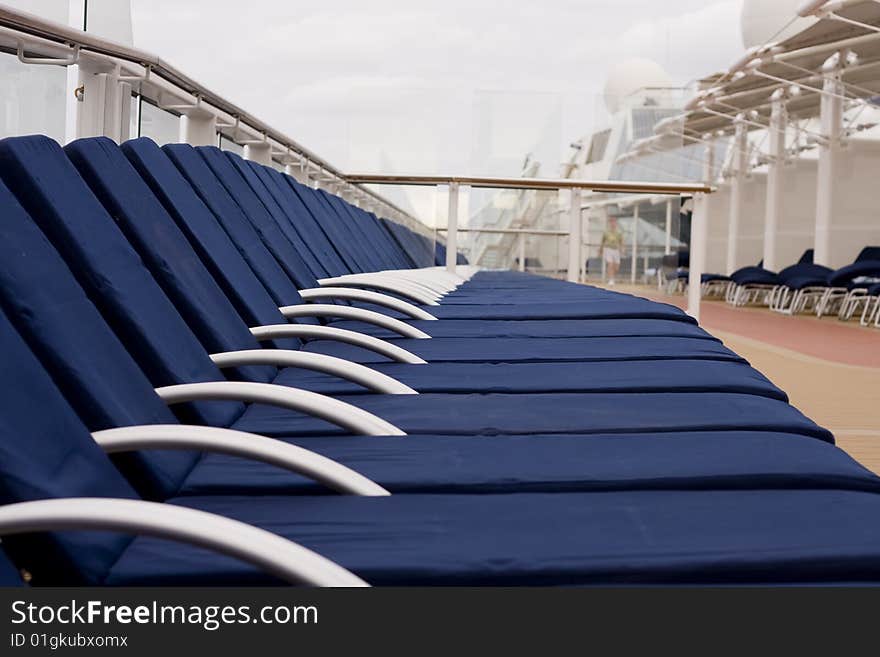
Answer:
[606,284,880,473]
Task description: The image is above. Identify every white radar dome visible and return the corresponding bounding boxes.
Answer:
[603,58,673,115]
[741,0,818,49]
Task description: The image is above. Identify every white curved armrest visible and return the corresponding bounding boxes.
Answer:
[279,304,431,339]
[155,382,406,436]
[210,350,417,395]
[317,276,441,305]
[298,288,438,320]
[250,325,427,364]
[92,425,390,496]
[0,498,367,586]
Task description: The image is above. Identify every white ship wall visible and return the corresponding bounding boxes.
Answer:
[705,186,730,274]
[703,141,880,273]
[706,173,769,274]
[737,174,769,270]
[822,140,880,267]
[774,160,818,268]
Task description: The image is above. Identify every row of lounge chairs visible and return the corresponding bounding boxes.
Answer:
[1,134,879,585]
[674,246,880,327]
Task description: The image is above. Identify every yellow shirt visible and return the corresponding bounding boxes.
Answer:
[602,229,623,250]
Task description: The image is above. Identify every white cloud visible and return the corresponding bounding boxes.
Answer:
[130,0,748,221]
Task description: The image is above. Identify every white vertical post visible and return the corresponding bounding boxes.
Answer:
[64,0,86,144]
[518,232,526,272]
[244,142,273,165]
[567,188,582,282]
[284,162,308,184]
[75,68,107,139]
[687,141,715,321]
[446,183,459,273]
[180,111,217,146]
[630,203,640,285]
[664,199,673,255]
[763,92,786,271]
[727,120,747,274]
[116,81,132,142]
[814,57,844,267]
[581,209,590,281]
[600,207,608,282]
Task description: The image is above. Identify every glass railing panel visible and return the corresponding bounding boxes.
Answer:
[138,100,180,145]
[0,51,66,141]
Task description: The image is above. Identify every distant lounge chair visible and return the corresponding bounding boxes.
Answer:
[776,247,880,317]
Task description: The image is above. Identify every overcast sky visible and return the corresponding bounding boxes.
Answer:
[129,0,747,218]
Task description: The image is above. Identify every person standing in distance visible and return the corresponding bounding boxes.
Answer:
[601,216,623,286]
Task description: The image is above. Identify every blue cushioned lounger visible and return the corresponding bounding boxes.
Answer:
[0,135,829,441]
[113,489,880,585]
[162,141,696,333]
[0,239,834,498]
[182,431,877,496]
[302,335,745,364]
[232,391,830,440]
[0,175,830,499]
[275,359,785,398]
[4,306,880,586]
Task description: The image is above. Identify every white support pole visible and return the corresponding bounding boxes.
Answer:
[518,232,526,272]
[814,59,844,267]
[75,67,107,139]
[763,93,786,271]
[116,81,132,142]
[70,67,129,143]
[445,183,459,273]
[180,111,217,146]
[284,162,308,184]
[567,188,582,283]
[630,203,640,285]
[664,199,673,255]
[726,121,747,274]
[687,142,715,322]
[244,142,273,166]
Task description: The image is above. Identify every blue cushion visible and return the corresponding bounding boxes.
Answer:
[181,431,868,495]
[856,246,880,262]
[731,268,779,286]
[163,144,314,316]
[263,166,358,274]
[0,135,244,429]
[828,261,880,287]
[224,152,331,278]
[316,187,386,271]
[383,218,435,267]
[108,137,300,348]
[197,147,319,288]
[232,392,832,441]
[286,179,369,272]
[428,300,696,320]
[330,318,713,340]
[785,275,830,291]
[261,170,352,272]
[0,177,200,499]
[778,262,832,283]
[63,137,278,378]
[276,359,786,398]
[351,206,414,269]
[303,336,744,364]
[109,489,880,585]
[0,306,139,585]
